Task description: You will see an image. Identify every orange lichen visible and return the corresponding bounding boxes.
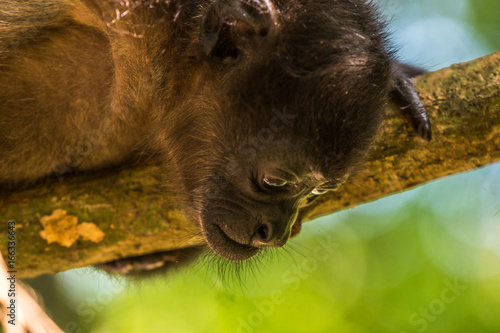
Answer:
[39,209,105,247]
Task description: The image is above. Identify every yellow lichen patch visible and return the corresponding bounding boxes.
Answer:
[39,209,105,247]
[77,222,105,243]
[39,209,79,247]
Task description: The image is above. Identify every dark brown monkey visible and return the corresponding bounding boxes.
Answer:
[0,0,430,273]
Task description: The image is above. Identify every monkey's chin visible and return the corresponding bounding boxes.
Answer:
[202,223,260,261]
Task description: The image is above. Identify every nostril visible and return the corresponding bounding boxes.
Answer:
[251,223,273,246]
[256,225,269,242]
[251,221,289,248]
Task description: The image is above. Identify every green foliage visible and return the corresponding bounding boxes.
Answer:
[467,0,500,49]
[84,164,500,333]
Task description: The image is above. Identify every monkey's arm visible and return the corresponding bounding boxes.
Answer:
[95,246,206,277]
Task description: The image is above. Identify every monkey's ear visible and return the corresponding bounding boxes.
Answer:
[200,0,278,59]
[389,62,432,141]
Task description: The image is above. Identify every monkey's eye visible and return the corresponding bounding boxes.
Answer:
[311,188,327,196]
[263,177,288,188]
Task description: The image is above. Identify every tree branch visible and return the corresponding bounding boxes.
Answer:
[1,52,499,278]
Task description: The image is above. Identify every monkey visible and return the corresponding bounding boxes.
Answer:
[0,0,431,274]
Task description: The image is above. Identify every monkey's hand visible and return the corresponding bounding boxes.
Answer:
[390,62,432,141]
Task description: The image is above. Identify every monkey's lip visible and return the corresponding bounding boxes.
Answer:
[202,223,260,261]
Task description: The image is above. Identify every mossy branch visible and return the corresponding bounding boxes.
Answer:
[1,52,499,278]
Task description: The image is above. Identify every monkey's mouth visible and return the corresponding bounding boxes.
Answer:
[202,223,260,261]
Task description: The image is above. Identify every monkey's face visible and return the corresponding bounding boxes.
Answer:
[196,141,351,261]
[175,0,392,260]
[188,77,384,261]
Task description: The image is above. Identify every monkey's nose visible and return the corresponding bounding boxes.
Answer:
[250,222,288,248]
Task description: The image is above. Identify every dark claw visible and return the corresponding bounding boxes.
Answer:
[403,102,432,141]
[417,118,432,142]
[390,62,432,141]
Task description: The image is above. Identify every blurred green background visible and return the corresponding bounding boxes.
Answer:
[25,0,500,332]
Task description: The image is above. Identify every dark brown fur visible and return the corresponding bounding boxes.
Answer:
[0,0,430,268]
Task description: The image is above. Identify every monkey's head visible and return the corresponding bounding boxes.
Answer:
[158,0,428,262]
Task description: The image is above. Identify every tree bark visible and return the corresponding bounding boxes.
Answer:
[1,52,499,278]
